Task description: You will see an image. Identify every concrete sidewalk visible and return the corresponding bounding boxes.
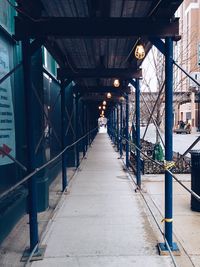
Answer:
[32,133,174,267]
[143,173,200,267]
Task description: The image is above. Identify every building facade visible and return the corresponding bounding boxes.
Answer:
[174,0,200,131]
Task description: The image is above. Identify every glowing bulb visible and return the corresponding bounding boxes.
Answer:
[98,106,101,110]
[135,44,145,60]
[113,79,120,87]
[103,106,106,110]
[107,92,112,98]
[103,101,106,105]
[119,96,125,102]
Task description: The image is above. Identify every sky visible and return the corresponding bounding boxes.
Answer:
[140,47,158,92]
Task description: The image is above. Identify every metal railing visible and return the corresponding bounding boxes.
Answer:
[0,127,97,201]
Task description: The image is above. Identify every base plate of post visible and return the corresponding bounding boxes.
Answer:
[157,242,180,256]
[21,245,46,262]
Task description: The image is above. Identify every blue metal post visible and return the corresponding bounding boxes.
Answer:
[157,37,179,254]
[75,94,80,167]
[165,37,173,248]
[113,108,116,143]
[116,105,119,151]
[108,113,111,137]
[110,110,113,140]
[85,105,88,151]
[125,93,129,168]
[82,101,86,157]
[135,79,141,188]
[120,102,123,157]
[61,82,68,191]
[22,39,39,252]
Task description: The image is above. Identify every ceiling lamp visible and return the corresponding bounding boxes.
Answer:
[98,106,101,110]
[107,92,112,99]
[119,96,125,102]
[113,79,120,87]
[103,101,106,105]
[135,44,145,60]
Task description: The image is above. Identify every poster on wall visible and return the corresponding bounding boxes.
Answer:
[0,39,16,165]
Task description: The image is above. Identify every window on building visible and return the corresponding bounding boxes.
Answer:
[0,0,16,34]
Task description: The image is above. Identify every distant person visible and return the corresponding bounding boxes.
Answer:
[179,120,185,129]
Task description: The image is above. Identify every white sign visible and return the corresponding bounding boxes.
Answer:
[0,39,15,165]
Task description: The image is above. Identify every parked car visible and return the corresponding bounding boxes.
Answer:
[174,122,191,134]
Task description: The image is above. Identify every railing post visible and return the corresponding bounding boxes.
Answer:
[125,93,129,168]
[61,81,68,191]
[22,39,39,256]
[158,37,179,254]
[135,78,141,188]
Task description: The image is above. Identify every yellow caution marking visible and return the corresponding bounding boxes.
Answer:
[163,160,176,170]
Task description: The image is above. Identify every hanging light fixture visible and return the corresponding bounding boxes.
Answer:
[103,106,106,110]
[119,96,125,102]
[103,101,106,106]
[107,92,112,99]
[113,79,120,87]
[98,106,101,110]
[135,44,145,60]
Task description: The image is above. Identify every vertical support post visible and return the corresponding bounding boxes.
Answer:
[158,37,179,254]
[88,109,91,146]
[84,105,88,151]
[113,108,115,143]
[120,102,123,157]
[165,37,173,248]
[61,82,67,191]
[125,93,129,168]
[108,113,111,138]
[75,94,80,167]
[22,39,39,253]
[110,110,113,140]
[82,101,86,157]
[116,105,119,151]
[135,79,141,188]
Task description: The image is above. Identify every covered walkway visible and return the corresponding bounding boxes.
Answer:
[32,133,172,267]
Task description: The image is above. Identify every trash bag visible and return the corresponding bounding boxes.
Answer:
[153,142,164,161]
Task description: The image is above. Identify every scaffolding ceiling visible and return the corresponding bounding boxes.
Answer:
[15,0,183,101]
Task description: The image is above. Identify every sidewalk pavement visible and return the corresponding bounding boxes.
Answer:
[31,133,174,267]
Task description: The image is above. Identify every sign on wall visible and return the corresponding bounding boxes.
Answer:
[0,39,15,165]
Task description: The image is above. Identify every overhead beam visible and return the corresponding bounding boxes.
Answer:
[74,86,130,94]
[30,38,45,55]
[57,68,142,80]
[81,95,123,102]
[15,17,179,39]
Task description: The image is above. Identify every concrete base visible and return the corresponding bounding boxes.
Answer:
[21,245,46,262]
[157,242,181,256]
